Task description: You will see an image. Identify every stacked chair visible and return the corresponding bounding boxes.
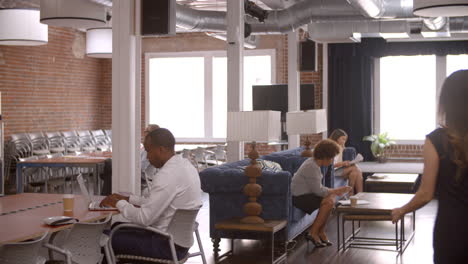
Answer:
[4,129,112,194]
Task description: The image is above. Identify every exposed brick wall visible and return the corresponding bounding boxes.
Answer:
[0,26,110,139]
[384,144,424,159]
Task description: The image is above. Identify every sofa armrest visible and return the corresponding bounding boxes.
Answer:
[343,147,357,161]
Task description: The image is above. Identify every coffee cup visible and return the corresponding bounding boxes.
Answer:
[63,194,75,212]
[350,196,358,207]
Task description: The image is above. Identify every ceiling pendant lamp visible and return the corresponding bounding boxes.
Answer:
[40,0,106,29]
[414,0,468,17]
[86,27,112,58]
[0,9,48,46]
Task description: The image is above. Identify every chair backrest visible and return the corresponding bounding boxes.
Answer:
[46,132,65,150]
[60,214,112,264]
[61,131,80,153]
[77,130,93,144]
[0,231,48,264]
[214,145,226,161]
[29,132,50,154]
[193,148,207,163]
[9,133,32,157]
[166,207,201,248]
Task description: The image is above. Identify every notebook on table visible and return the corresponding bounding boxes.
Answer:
[77,174,117,211]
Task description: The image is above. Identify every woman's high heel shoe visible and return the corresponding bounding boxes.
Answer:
[321,239,333,246]
[305,234,326,248]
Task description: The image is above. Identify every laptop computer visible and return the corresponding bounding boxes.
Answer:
[77,174,117,211]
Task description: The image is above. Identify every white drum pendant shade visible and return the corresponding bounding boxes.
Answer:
[0,9,48,46]
[40,0,106,28]
[414,0,468,17]
[86,27,112,58]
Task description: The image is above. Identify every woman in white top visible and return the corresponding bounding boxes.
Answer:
[329,129,363,195]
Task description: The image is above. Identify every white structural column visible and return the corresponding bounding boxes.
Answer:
[288,31,300,149]
[226,0,245,162]
[112,0,141,195]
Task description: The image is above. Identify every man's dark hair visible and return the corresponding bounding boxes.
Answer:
[313,139,340,160]
[145,128,175,150]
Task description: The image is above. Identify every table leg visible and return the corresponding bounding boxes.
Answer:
[16,165,23,193]
[395,220,399,251]
[95,164,99,195]
[336,212,340,251]
[341,214,345,251]
[271,231,274,264]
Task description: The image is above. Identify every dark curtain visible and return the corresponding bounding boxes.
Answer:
[328,39,468,161]
[328,44,373,160]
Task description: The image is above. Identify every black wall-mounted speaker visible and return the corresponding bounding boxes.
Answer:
[141,0,176,36]
[300,40,317,72]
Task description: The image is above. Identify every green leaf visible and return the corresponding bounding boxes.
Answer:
[370,141,379,156]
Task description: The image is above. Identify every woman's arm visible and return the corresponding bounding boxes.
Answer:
[334,161,350,168]
[391,138,439,223]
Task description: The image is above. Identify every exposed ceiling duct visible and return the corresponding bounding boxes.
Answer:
[347,0,415,18]
[87,0,468,42]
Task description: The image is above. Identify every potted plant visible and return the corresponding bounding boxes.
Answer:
[363,132,396,163]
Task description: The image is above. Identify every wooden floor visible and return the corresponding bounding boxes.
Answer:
[188,193,437,264]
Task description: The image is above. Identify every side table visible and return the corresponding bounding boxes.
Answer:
[365,173,419,193]
[214,218,287,264]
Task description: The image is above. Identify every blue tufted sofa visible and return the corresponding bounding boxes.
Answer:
[199,147,356,251]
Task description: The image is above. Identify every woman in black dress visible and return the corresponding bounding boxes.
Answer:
[391,70,468,263]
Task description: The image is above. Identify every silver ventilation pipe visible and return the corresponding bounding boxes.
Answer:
[423,17,448,31]
[90,0,112,7]
[250,0,360,34]
[450,17,468,33]
[347,0,414,18]
[175,0,359,34]
[176,4,226,32]
[348,0,447,31]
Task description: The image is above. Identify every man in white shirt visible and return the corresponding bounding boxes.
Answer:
[101,128,202,260]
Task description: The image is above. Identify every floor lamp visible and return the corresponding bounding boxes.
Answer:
[227,111,281,224]
[286,109,327,157]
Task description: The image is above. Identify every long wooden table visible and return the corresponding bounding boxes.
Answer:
[16,155,110,194]
[0,193,117,244]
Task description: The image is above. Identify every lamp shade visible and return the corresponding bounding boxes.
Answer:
[0,9,48,46]
[286,109,327,135]
[414,0,468,17]
[227,111,281,142]
[40,0,106,28]
[86,27,112,58]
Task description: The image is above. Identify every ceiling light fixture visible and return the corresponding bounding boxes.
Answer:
[0,9,48,46]
[40,0,106,29]
[414,0,468,17]
[86,27,112,58]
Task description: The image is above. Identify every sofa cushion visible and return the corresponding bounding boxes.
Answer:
[261,154,308,175]
[237,159,283,173]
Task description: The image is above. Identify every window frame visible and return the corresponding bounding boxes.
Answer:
[374,55,446,145]
[145,49,276,142]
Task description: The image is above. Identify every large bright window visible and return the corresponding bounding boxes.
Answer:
[147,50,275,141]
[447,54,468,76]
[148,57,205,138]
[379,55,436,141]
[377,54,468,142]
